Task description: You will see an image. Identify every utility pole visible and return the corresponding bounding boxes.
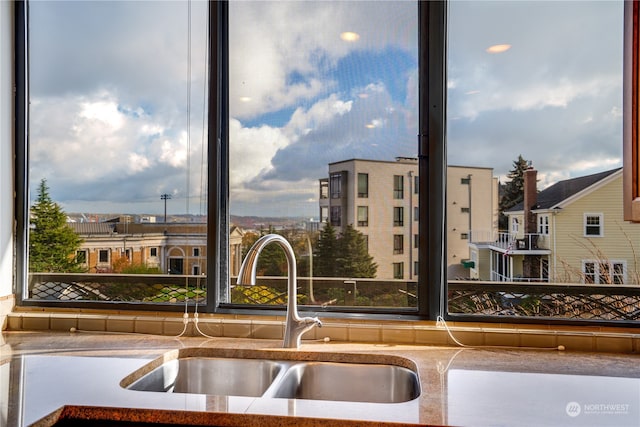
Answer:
[161,194,172,223]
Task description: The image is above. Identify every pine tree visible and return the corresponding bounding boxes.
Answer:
[499,155,530,230]
[336,224,377,278]
[314,223,339,277]
[29,179,84,272]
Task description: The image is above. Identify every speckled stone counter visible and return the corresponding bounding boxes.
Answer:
[2,331,639,426]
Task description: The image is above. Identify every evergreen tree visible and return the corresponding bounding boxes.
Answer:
[314,223,339,277]
[336,224,377,278]
[29,179,84,272]
[499,155,530,230]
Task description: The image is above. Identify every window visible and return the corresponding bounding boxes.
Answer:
[193,248,200,257]
[357,206,368,227]
[414,175,419,194]
[98,250,109,264]
[393,234,404,254]
[538,215,549,235]
[150,247,158,257]
[460,233,469,240]
[393,207,404,227]
[76,250,87,265]
[330,173,342,199]
[393,175,404,199]
[330,206,342,226]
[414,206,419,220]
[414,261,419,277]
[461,177,470,185]
[193,265,201,276]
[392,262,404,279]
[414,234,419,249]
[320,206,329,223]
[584,214,603,237]
[511,217,519,233]
[461,207,470,213]
[582,261,626,284]
[319,180,329,199]
[358,173,368,198]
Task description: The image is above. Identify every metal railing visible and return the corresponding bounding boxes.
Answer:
[449,280,640,321]
[26,273,640,322]
[470,231,549,251]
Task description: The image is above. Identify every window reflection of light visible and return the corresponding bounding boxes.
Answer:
[239,96,251,102]
[340,31,360,42]
[486,43,511,53]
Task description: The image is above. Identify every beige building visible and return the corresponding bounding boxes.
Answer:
[319,158,498,280]
[70,220,245,277]
[469,167,640,284]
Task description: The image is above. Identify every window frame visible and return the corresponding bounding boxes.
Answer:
[584,213,604,237]
[393,174,404,199]
[14,1,446,321]
[357,206,369,227]
[538,214,550,235]
[357,173,369,198]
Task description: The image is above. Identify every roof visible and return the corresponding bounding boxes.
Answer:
[507,167,622,212]
[67,222,115,235]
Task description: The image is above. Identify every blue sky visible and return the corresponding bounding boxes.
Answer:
[27,1,623,218]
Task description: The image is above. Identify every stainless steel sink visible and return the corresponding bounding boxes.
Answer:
[123,351,420,404]
[269,361,420,403]
[127,357,284,397]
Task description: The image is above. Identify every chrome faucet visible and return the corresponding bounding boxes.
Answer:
[236,234,322,349]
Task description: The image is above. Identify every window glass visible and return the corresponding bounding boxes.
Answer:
[448,1,635,323]
[26,1,209,303]
[228,1,418,309]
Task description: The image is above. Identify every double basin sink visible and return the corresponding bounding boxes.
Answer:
[121,348,420,404]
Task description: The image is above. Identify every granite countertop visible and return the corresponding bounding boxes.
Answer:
[2,331,639,426]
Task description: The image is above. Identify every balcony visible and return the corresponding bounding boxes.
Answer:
[470,231,550,253]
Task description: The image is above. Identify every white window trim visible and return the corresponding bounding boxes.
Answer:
[583,213,604,237]
[538,214,549,235]
[581,259,626,284]
[511,217,519,233]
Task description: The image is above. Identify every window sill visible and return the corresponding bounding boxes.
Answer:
[5,308,639,354]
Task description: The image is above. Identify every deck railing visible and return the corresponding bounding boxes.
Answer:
[26,273,640,321]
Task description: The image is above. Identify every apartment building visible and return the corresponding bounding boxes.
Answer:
[319,158,498,280]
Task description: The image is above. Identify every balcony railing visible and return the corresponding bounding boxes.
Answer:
[449,280,640,321]
[26,273,640,322]
[470,231,548,251]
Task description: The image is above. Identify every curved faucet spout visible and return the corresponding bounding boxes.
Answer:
[236,234,322,349]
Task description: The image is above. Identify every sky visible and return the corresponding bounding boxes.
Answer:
[27,0,624,218]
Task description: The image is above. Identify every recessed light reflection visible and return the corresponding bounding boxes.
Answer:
[465,90,480,95]
[340,31,360,42]
[358,93,369,99]
[486,44,511,54]
[366,123,376,129]
[239,97,252,102]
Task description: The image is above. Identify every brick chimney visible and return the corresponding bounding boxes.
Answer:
[523,166,537,235]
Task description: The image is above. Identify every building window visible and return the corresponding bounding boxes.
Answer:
[584,213,603,237]
[511,217,519,233]
[393,175,404,199]
[193,265,201,276]
[193,248,200,257]
[320,206,329,223]
[582,260,626,284]
[358,173,368,198]
[330,206,341,226]
[393,207,404,226]
[393,262,404,279]
[76,250,87,265]
[461,177,470,184]
[357,206,368,227]
[461,207,470,213]
[460,233,469,240]
[414,175,419,194]
[393,234,404,254]
[414,261,419,277]
[414,206,419,220]
[538,215,549,235]
[330,173,342,199]
[150,247,158,257]
[319,179,329,199]
[414,234,419,249]
[98,250,109,264]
